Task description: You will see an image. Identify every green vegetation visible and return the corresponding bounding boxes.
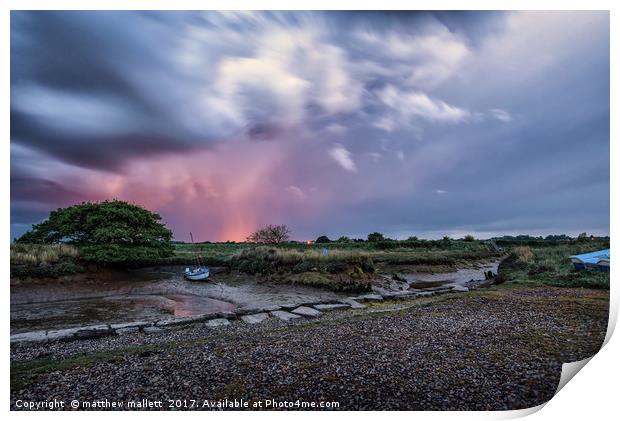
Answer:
[11,243,79,265]
[315,235,331,243]
[367,232,385,242]
[231,246,373,273]
[165,240,502,291]
[15,200,173,266]
[12,206,608,292]
[497,240,610,289]
[169,239,499,268]
[10,243,84,278]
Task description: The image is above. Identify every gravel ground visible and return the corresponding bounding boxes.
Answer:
[11,286,609,411]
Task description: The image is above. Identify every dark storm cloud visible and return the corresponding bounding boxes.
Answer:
[10,11,610,241]
[11,109,197,171]
[11,175,82,204]
[11,11,218,171]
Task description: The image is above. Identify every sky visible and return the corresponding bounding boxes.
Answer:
[10,11,610,242]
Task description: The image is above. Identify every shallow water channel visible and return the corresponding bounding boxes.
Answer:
[11,266,345,333]
[11,261,499,334]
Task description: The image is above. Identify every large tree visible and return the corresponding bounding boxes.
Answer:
[367,232,385,242]
[246,224,290,244]
[315,235,331,243]
[16,200,173,264]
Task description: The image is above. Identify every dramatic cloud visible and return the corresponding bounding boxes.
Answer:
[355,22,471,87]
[377,85,471,126]
[329,144,357,172]
[10,11,609,241]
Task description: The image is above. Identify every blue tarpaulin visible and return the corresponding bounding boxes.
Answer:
[569,249,610,271]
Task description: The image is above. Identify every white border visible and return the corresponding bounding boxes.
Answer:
[2,1,617,420]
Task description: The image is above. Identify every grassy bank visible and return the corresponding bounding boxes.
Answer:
[10,244,85,278]
[497,240,610,289]
[169,241,501,268]
[12,239,609,291]
[10,240,501,291]
[165,242,502,291]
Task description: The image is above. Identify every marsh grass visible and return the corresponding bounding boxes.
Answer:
[234,246,372,263]
[10,244,85,279]
[499,241,610,289]
[229,246,375,276]
[10,244,80,265]
[169,242,500,269]
[511,246,534,263]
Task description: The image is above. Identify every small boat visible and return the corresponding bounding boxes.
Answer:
[569,249,610,272]
[184,266,210,281]
[184,232,210,281]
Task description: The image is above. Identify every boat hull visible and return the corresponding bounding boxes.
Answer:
[570,250,610,272]
[184,269,210,281]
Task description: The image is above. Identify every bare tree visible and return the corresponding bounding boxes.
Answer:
[246,224,291,244]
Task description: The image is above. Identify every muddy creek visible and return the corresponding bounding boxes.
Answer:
[11,261,499,333]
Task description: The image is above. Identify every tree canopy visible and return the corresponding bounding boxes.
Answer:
[367,232,385,242]
[246,224,290,244]
[16,200,173,264]
[315,235,331,243]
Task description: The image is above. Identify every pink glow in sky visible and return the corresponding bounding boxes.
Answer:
[10,11,610,241]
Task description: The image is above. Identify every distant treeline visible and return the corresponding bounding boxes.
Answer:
[491,234,609,248]
[173,233,610,248]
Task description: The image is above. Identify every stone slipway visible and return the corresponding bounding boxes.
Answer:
[10,282,481,346]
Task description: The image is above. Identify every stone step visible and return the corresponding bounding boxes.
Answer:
[205,318,231,327]
[216,312,237,320]
[280,302,317,311]
[313,303,350,311]
[240,313,269,324]
[74,325,112,340]
[46,328,80,341]
[234,305,281,315]
[10,331,47,344]
[270,310,302,321]
[339,298,367,309]
[349,294,384,302]
[116,326,140,335]
[110,321,152,330]
[291,306,322,318]
[143,326,164,334]
[381,291,419,300]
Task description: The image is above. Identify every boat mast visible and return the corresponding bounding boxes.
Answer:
[189,232,203,267]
